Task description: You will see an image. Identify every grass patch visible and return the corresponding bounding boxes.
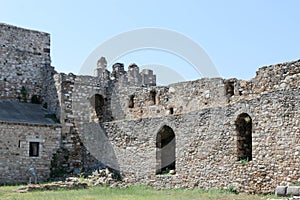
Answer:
[0,184,277,200]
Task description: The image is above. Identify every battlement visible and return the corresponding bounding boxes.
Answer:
[94,57,156,87]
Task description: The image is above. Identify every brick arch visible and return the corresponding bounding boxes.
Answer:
[156,125,176,174]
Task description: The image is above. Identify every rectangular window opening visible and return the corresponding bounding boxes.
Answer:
[29,142,39,157]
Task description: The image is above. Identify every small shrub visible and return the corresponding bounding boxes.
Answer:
[21,86,28,102]
[43,102,48,109]
[45,114,60,123]
[31,95,41,104]
[228,185,239,194]
[240,158,248,165]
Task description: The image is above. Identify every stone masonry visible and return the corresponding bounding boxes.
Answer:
[0,23,299,194]
[0,122,61,183]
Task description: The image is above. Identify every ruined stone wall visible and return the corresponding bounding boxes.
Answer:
[4,23,300,193]
[228,59,300,103]
[0,122,61,184]
[0,23,58,113]
[55,57,300,194]
[94,87,299,194]
[53,73,112,174]
[113,78,226,120]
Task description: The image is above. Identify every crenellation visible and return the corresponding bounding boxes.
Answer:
[127,63,142,86]
[141,69,156,86]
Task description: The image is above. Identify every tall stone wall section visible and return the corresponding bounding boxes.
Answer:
[96,87,299,194]
[53,73,112,174]
[0,122,61,183]
[0,23,58,113]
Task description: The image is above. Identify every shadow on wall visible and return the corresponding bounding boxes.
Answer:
[80,122,120,172]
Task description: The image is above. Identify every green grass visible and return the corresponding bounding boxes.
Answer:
[0,185,277,200]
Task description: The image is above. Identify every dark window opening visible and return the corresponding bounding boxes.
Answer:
[90,94,105,120]
[156,125,175,174]
[150,90,156,105]
[235,113,252,161]
[225,80,235,97]
[18,140,21,148]
[169,107,174,114]
[29,142,39,157]
[128,95,135,108]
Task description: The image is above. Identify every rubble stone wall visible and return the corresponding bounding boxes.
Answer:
[97,88,300,194]
[54,57,300,194]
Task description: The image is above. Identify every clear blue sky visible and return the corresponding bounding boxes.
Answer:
[1,0,299,83]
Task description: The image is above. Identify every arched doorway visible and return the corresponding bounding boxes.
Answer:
[156,125,175,174]
[235,113,252,161]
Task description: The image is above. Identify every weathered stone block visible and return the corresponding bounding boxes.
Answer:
[275,186,287,196]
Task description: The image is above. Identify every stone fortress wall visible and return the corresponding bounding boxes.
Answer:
[0,23,299,194]
[55,54,299,194]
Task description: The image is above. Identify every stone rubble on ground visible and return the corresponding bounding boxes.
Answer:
[16,177,88,193]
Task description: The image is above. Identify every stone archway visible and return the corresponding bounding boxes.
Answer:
[156,125,175,174]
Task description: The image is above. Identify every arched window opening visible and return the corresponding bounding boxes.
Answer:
[150,90,156,105]
[235,113,252,161]
[169,107,174,115]
[156,125,175,175]
[128,95,135,108]
[90,94,105,120]
[225,80,235,98]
